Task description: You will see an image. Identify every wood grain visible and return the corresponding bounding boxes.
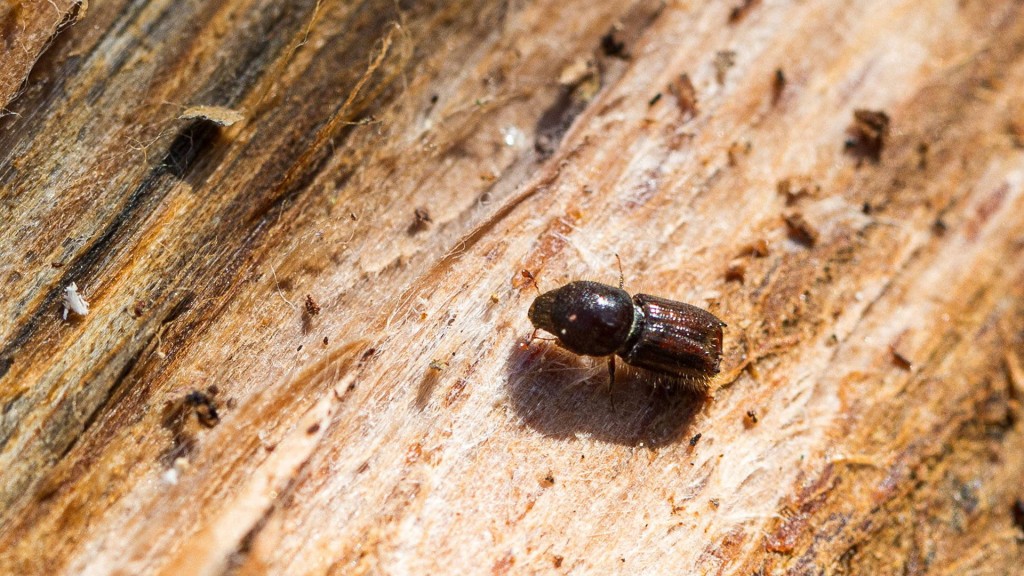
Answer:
[1,0,1023,574]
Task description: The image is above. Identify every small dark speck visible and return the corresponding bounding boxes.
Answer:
[323,336,329,346]
[771,68,786,105]
[304,294,321,316]
[728,0,761,24]
[184,390,219,428]
[669,73,698,119]
[409,207,432,234]
[600,29,626,58]
[932,218,948,236]
[51,262,64,268]
[956,480,980,515]
[890,345,913,371]
[714,51,736,85]
[917,142,929,170]
[845,109,890,164]
[306,422,321,434]
[520,268,537,288]
[184,390,205,404]
[648,92,663,106]
[552,555,564,568]
[1012,499,1024,531]
[727,140,751,166]
[738,239,769,258]
[724,260,745,283]
[297,345,303,351]
[430,93,439,104]
[784,212,818,247]
[745,410,759,427]
[361,347,377,361]
[689,432,702,447]
[776,178,819,206]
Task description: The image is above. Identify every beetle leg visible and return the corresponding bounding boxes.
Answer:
[529,328,558,342]
[607,356,617,412]
[522,328,557,349]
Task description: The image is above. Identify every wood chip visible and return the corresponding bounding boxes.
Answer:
[179,105,245,127]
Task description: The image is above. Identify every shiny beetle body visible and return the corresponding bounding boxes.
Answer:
[528,280,724,390]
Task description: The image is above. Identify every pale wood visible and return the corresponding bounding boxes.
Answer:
[1,1,1023,574]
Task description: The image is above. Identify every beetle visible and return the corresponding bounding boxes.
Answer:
[525,267,724,395]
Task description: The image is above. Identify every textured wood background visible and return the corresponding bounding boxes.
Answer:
[2,0,1023,574]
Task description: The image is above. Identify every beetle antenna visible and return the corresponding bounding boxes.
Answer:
[614,254,624,289]
[521,269,542,296]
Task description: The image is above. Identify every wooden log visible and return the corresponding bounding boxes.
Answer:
[1,0,1022,573]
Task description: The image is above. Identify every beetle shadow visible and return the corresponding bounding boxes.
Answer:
[505,340,707,447]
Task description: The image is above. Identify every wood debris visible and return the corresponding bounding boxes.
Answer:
[62,282,90,320]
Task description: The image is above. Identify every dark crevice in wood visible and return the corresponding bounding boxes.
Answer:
[162,120,223,179]
[534,1,664,158]
[534,86,589,158]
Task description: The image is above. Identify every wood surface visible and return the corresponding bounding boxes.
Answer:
[2,0,1023,574]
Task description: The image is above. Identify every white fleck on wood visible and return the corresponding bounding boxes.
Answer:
[62,282,90,320]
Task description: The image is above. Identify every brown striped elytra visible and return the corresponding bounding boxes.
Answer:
[527,279,724,394]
